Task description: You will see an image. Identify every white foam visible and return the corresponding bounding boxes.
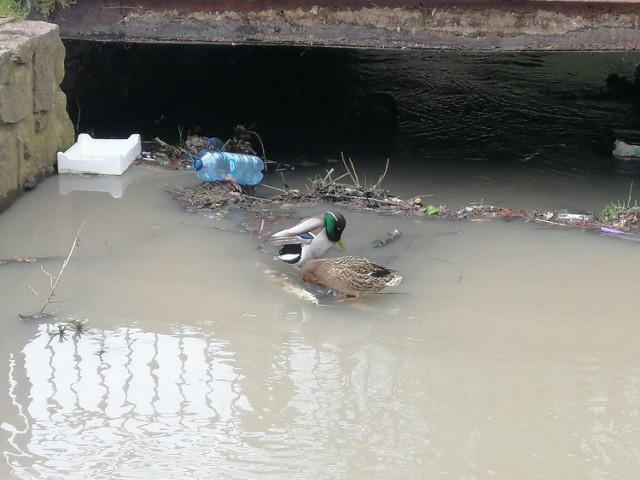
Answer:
[57,133,142,175]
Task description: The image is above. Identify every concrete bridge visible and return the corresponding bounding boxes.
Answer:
[37,0,640,51]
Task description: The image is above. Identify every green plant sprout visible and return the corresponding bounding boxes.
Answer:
[599,181,638,222]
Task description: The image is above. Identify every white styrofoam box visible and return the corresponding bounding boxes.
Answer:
[57,133,142,175]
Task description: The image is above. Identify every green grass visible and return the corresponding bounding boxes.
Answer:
[0,0,76,18]
[0,0,29,18]
[599,181,639,222]
[37,0,76,17]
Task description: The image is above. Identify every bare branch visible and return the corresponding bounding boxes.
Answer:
[340,152,360,188]
[38,221,86,315]
[259,183,290,194]
[321,168,335,187]
[247,129,267,164]
[372,158,390,191]
[348,157,361,188]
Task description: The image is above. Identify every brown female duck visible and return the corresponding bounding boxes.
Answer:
[300,255,402,299]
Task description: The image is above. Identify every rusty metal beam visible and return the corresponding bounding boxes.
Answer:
[35,0,640,51]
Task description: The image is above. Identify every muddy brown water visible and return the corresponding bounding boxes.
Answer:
[1,161,640,479]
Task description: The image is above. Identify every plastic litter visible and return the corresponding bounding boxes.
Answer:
[600,226,640,242]
[205,137,224,150]
[555,213,593,222]
[613,140,640,158]
[192,150,264,186]
[612,140,640,174]
[57,134,142,175]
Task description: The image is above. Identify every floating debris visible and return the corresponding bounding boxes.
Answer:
[600,226,640,242]
[270,156,427,216]
[174,178,268,213]
[0,257,38,265]
[372,229,402,248]
[160,131,640,241]
[261,266,319,305]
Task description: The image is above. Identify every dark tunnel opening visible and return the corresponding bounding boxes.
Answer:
[60,41,640,172]
[61,42,400,162]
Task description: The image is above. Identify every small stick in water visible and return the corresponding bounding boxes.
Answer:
[19,221,86,320]
[372,229,401,248]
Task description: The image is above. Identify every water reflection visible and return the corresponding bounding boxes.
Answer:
[5,326,244,478]
[4,322,431,478]
[2,312,639,479]
[57,170,139,198]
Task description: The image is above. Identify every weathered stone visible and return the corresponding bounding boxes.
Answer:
[54,90,75,149]
[0,45,32,123]
[33,24,65,113]
[34,111,50,132]
[0,20,74,213]
[0,125,20,201]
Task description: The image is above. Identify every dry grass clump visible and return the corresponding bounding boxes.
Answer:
[175,179,267,212]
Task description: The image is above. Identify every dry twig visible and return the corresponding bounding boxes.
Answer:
[246,129,267,164]
[341,152,361,188]
[260,183,290,194]
[19,222,86,320]
[372,229,402,248]
[371,158,390,191]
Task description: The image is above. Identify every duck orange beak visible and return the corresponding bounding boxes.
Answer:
[337,239,346,250]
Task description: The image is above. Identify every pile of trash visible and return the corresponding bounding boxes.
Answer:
[140,124,264,173]
[140,125,640,242]
[271,180,426,216]
[435,201,640,241]
[268,157,429,216]
[174,178,266,214]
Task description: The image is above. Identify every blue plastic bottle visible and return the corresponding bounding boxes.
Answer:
[192,151,264,186]
[205,137,224,150]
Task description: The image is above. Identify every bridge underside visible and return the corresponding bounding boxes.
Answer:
[38,0,640,51]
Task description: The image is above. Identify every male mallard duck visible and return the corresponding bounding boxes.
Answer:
[270,211,347,266]
[300,256,402,299]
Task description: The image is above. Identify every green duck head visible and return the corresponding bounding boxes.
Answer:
[324,212,346,248]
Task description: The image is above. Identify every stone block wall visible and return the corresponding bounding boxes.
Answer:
[0,19,75,212]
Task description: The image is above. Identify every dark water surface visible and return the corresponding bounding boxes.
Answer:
[63,43,640,171]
